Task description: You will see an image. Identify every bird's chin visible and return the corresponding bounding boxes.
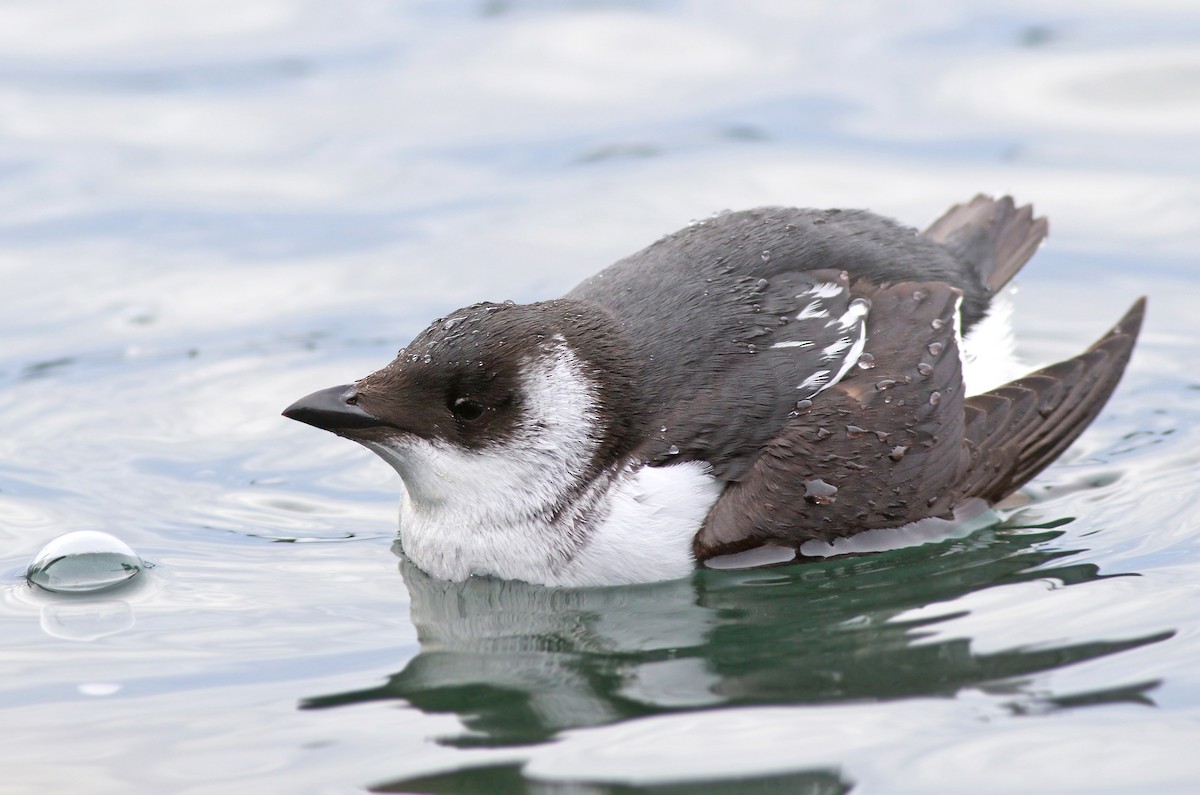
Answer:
[352,433,417,475]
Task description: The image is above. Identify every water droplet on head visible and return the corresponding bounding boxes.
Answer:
[917,362,934,376]
[794,399,813,413]
[816,427,832,440]
[928,342,944,356]
[660,426,668,433]
[931,318,945,330]
[846,425,868,437]
[929,391,942,405]
[889,445,908,461]
[747,344,757,353]
[760,252,771,263]
[755,278,770,291]
[875,379,897,391]
[502,299,516,306]
[422,354,432,363]
[667,444,680,456]
[857,352,876,370]
[813,218,827,226]
[443,317,462,332]
[27,531,143,594]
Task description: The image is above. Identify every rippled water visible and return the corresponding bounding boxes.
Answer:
[3,1,1200,793]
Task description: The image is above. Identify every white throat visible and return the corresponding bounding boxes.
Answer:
[362,338,721,587]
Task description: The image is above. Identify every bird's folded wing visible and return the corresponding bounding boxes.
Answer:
[695,280,970,557]
[694,291,1145,560]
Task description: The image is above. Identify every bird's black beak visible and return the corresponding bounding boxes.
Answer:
[282,384,389,432]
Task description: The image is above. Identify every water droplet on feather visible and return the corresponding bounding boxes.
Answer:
[803,479,838,505]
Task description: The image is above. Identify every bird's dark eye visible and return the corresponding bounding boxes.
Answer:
[450,397,486,422]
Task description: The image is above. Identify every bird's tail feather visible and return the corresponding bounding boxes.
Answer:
[923,194,1049,294]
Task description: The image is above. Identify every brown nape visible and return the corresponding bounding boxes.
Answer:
[693,288,1145,561]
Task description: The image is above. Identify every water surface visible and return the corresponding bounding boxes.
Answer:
[3,1,1200,792]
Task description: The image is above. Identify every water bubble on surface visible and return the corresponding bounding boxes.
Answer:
[667,445,680,456]
[928,342,944,356]
[27,531,143,594]
[917,362,934,376]
[929,391,942,406]
[857,352,876,369]
[931,318,945,330]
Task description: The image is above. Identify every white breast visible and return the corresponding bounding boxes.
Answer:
[554,461,722,587]
[375,438,720,586]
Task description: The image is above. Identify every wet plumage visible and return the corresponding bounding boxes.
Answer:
[284,195,1144,586]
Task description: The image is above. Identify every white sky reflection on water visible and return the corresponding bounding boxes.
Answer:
[2,0,1200,792]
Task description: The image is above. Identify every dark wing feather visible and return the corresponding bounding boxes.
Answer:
[695,281,970,557]
[957,297,1145,502]
[568,207,987,482]
[695,294,1145,560]
[568,198,1047,485]
[631,268,870,480]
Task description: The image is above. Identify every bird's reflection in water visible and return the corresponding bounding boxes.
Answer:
[302,514,1170,750]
